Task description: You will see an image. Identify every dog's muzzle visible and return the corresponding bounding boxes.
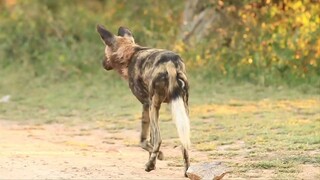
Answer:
[102,59,113,70]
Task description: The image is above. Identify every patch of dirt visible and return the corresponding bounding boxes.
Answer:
[0,120,209,179]
[297,164,320,180]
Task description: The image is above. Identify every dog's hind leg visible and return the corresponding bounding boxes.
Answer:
[140,103,152,151]
[182,147,190,177]
[182,92,190,177]
[140,103,163,160]
[145,94,162,172]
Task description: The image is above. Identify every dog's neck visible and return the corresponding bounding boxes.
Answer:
[111,45,151,80]
[110,45,139,79]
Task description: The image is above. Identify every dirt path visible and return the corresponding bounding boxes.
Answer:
[1,119,319,179]
[0,120,208,179]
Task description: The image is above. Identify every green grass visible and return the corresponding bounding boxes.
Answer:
[188,85,319,178]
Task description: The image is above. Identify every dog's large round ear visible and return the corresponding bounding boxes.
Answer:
[118,26,134,43]
[97,24,115,46]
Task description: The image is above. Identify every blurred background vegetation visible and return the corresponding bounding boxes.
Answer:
[0,0,319,86]
[0,0,319,122]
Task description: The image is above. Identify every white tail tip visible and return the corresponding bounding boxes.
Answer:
[171,97,191,149]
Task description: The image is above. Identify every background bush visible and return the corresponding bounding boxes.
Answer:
[0,0,319,86]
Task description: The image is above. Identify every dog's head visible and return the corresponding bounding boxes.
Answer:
[97,25,136,78]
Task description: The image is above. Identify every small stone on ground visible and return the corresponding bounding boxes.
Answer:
[187,162,231,180]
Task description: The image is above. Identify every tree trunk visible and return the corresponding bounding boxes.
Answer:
[180,0,223,44]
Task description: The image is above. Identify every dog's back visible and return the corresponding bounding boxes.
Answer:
[128,48,188,104]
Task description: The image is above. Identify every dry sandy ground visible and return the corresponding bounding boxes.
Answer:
[1,120,318,179]
[0,120,209,179]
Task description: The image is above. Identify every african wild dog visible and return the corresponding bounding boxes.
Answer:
[97,25,191,177]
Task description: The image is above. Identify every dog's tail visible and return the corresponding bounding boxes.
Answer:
[166,62,191,150]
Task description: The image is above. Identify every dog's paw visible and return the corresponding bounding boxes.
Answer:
[145,161,156,172]
[157,151,164,160]
[184,171,188,178]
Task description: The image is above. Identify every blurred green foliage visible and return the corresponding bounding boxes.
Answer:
[0,0,319,86]
[0,0,184,81]
[185,0,320,86]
